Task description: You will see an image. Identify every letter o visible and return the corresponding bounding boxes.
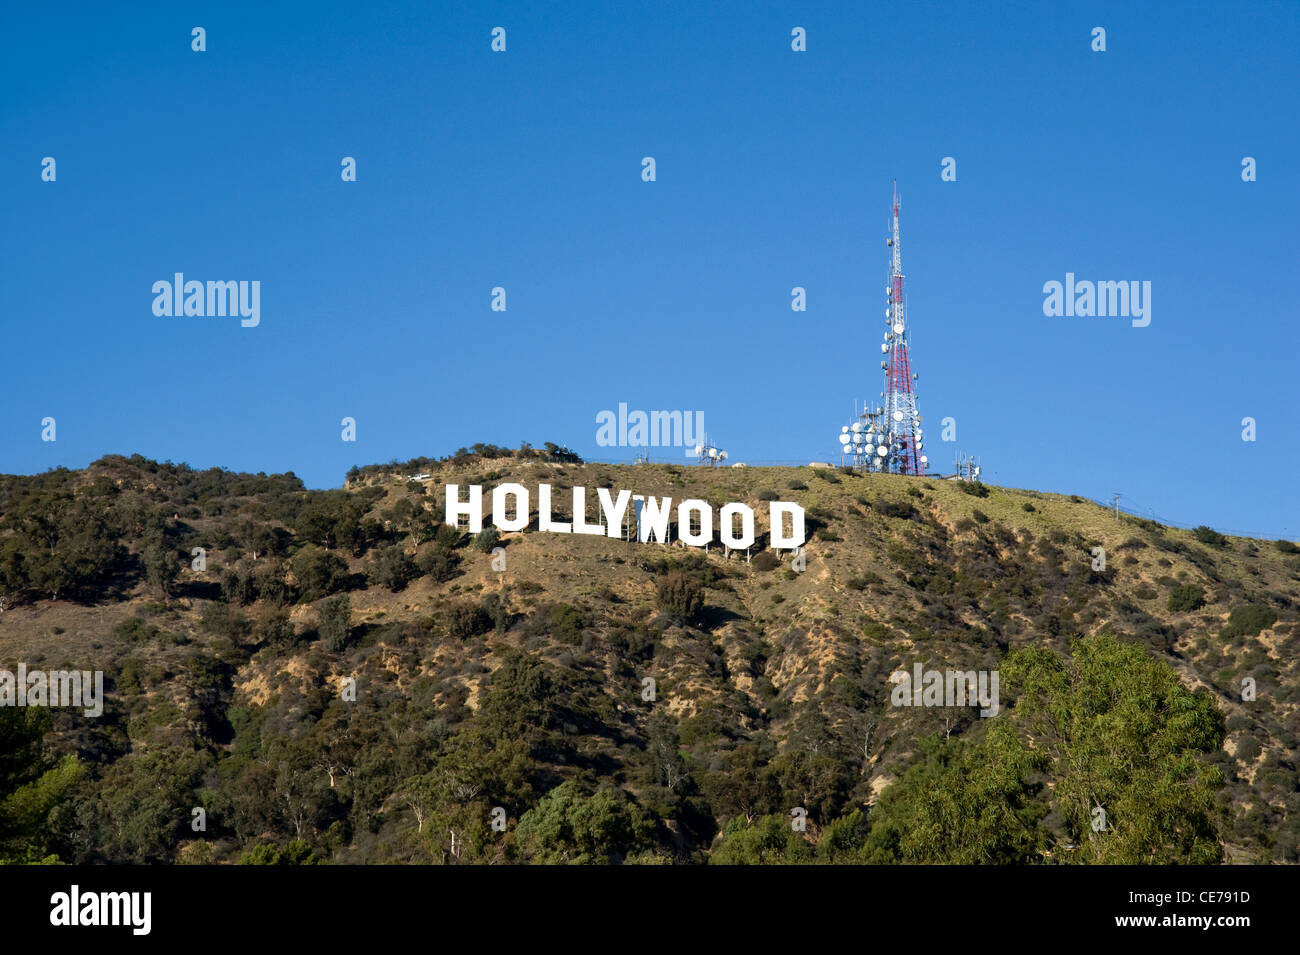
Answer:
[492,483,530,532]
[719,503,755,549]
[677,499,712,547]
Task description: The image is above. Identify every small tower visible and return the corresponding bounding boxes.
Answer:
[694,434,727,467]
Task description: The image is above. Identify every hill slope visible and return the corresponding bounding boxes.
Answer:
[1,450,1297,864]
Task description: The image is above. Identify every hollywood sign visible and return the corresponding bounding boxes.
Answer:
[444,483,806,550]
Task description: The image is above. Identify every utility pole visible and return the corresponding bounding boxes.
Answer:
[1111,493,1122,521]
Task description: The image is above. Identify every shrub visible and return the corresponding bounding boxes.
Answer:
[1021,503,1035,512]
[201,603,252,642]
[1167,584,1206,613]
[416,543,460,582]
[474,527,501,553]
[656,572,704,625]
[481,592,511,633]
[758,490,779,502]
[786,480,807,491]
[1222,604,1277,640]
[367,544,416,592]
[972,509,990,525]
[254,606,295,646]
[875,498,917,520]
[752,552,780,572]
[112,616,160,644]
[254,559,294,606]
[1275,539,1300,555]
[219,562,257,605]
[534,602,585,643]
[1192,525,1228,548]
[447,600,492,639]
[291,546,350,602]
[959,481,990,498]
[318,595,351,651]
[1235,736,1263,763]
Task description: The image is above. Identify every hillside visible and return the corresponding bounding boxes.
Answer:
[1,449,1297,864]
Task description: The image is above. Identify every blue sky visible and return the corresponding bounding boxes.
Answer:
[2,1,1297,537]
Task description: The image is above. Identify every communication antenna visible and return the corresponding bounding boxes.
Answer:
[1111,493,1122,521]
[953,451,981,482]
[837,400,890,471]
[696,434,726,467]
[881,180,926,475]
[834,183,928,476]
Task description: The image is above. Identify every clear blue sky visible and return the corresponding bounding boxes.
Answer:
[3,1,1297,537]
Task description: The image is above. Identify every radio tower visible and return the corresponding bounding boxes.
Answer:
[882,180,926,475]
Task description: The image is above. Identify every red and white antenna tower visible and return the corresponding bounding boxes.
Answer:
[881,180,926,475]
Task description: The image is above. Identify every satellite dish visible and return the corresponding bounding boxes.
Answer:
[912,373,918,380]
[893,323,904,334]
[893,411,904,422]
[839,433,851,445]
[886,308,892,317]
[851,421,863,433]
[841,425,850,433]
[973,466,981,477]
[693,444,703,455]
[887,238,893,246]
[876,445,888,457]
[709,447,719,458]
[719,451,728,461]
[880,343,888,353]
[920,455,928,465]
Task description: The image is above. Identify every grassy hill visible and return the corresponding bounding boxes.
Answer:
[1,449,1297,864]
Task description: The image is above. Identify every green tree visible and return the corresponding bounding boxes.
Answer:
[291,545,349,602]
[142,540,179,597]
[514,782,655,864]
[367,544,415,592]
[1003,635,1225,863]
[863,725,1046,864]
[318,595,351,652]
[709,813,814,865]
[239,839,321,865]
[0,708,83,863]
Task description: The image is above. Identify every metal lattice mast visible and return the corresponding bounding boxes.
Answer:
[883,181,926,475]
